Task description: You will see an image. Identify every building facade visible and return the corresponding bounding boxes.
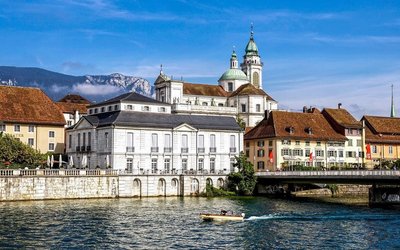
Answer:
[66,92,243,173]
[154,29,278,128]
[56,94,91,127]
[0,86,65,154]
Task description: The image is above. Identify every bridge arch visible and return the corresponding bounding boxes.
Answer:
[190,178,199,194]
[132,178,141,197]
[158,178,166,196]
[171,178,180,196]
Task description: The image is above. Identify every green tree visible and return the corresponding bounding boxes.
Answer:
[227,152,257,195]
[0,132,45,168]
[236,115,246,130]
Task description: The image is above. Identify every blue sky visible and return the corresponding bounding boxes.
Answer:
[0,0,399,118]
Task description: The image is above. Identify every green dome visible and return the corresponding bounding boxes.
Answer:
[219,68,248,81]
[245,37,258,56]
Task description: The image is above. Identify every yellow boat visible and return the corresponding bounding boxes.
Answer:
[200,210,245,221]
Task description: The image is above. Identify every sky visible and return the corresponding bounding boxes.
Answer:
[0,0,399,118]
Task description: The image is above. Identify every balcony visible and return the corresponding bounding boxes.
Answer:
[76,146,81,152]
[126,147,135,153]
[81,146,86,152]
[181,148,188,153]
[86,146,91,152]
[151,147,159,153]
[197,147,205,154]
[209,147,216,153]
[230,147,236,153]
[164,147,172,153]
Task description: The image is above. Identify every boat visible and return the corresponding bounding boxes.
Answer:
[200,210,245,221]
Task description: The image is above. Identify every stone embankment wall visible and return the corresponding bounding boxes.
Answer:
[0,169,227,201]
[292,185,370,197]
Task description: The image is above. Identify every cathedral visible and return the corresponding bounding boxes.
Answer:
[154,28,278,128]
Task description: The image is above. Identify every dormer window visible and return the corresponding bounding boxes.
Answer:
[94,108,98,114]
[108,106,112,112]
[101,107,105,112]
[286,126,294,134]
[126,105,133,110]
[143,106,150,111]
[114,105,118,111]
[306,127,313,135]
[159,107,166,112]
[89,109,93,114]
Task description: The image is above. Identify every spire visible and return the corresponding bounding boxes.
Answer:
[391,84,396,117]
[245,23,258,56]
[160,64,163,75]
[250,22,254,39]
[230,46,238,69]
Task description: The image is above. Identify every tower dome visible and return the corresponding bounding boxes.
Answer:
[245,30,258,56]
[219,68,248,81]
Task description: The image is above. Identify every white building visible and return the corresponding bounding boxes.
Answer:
[66,92,243,173]
[154,28,278,128]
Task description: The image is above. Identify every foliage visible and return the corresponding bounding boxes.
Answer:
[0,132,46,168]
[201,183,236,197]
[235,115,246,130]
[326,184,339,196]
[227,153,257,195]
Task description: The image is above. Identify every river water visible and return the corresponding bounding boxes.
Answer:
[0,197,399,249]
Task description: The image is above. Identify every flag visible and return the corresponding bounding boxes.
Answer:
[309,149,314,162]
[366,144,372,160]
[269,150,273,163]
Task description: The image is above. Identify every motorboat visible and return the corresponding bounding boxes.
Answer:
[200,210,245,221]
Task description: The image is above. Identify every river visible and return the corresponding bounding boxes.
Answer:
[0,197,399,249]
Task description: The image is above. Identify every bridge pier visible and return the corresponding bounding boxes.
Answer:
[369,184,400,207]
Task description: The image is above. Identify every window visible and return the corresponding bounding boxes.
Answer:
[114,105,118,111]
[181,135,188,153]
[198,158,204,171]
[14,124,20,132]
[127,132,134,152]
[164,134,171,153]
[78,133,81,147]
[49,131,55,138]
[241,104,246,112]
[316,141,321,146]
[143,106,150,111]
[151,159,158,173]
[48,143,55,151]
[68,135,72,148]
[28,138,34,147]
[198,135,204,153]
[372,145,377,154]
[230,158,235,172]
[389,146,393,155]
[281,149,291,156]
[159,107,166,112]
[245,150,250,157]
[182,159,188,171]
[230,135,236,152]
[295,141,300,145]
[210,134,216,153]
[210,158,215,173]
[105,132,109,148]
[348,139,353,147]
[108,106,112,112]
[282,140,291,145]
[269,141,273,146]
[89,109,93,114]
[126,158,133,172]
[0,124,5,132]
[257,140,265,147]
[357,140,362,147]
[82,133,86,146]
[256,104,261,112]
[305,141,310,146]
[228,82,233,92]
[305,149,310,157]
[127,105,133,110]
[88,132,91,146]
[293,149,303,156]
[164,159,171,173]
[67,121,72,126]
[151,133,158,152]
[257,149,265,157]
[101,107,105,112]
[94,108,98,114]
[316,150,324,157]
[338,150,344,157]
[28,125,35,132]
[328,151,336,157]
[257,161,265,170]
[202,102,208,106]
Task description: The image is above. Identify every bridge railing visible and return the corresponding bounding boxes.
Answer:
[0,169,119,177]
[256,170,400,176]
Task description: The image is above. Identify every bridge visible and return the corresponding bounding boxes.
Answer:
[255,170,400,207]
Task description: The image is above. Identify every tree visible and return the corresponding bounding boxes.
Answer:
[236,115,246,130]
[227,152,257,195]
[0,132,45,168]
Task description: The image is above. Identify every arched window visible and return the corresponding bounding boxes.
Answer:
[228,82,233,92]
[253,72,260,88]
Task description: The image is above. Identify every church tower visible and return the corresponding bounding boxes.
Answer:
[240,24,263,89]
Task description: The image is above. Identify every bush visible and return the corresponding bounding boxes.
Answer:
[201,184,235,197]
[227,153,257,195]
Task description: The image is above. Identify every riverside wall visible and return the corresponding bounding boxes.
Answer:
[0,169,227,201]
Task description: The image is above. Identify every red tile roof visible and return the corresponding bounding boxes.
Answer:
[363,116,400,144]
[245,110,346,141]
[58,94,91,104]
[56,102,89,114]
[229,83,275,101]
[0,86,65,125]
[322,108,361,128]
[183,83,228,97]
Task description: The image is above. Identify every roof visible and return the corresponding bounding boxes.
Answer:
[0,86,65,125]
[322,108,361,128]
[89,92,165,107]
[58,94,91,104]
[245,36,258,56]
[229,84,276,101]
[80,111,241,131]
[363,116,400,144]
[183,82,228,97]
[56,102,89,114]
[219,68,248,81]
[245,110,347,141]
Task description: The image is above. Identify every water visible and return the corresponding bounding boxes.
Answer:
[0,197,399,249]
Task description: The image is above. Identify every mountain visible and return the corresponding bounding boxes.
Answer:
[0,66,154,102]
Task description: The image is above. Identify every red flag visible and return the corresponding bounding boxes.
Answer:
[269,150,273,163]
[366,144,372,160]
[309,151,313,162]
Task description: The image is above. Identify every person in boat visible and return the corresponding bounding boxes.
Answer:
[220,209,228,215]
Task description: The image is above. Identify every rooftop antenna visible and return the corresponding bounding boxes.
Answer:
[390,84,396,117]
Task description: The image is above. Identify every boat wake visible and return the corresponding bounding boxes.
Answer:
[245,213,396,221]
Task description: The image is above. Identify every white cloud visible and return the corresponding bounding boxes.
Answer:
[72,83,121,96]
[50,84,69,93]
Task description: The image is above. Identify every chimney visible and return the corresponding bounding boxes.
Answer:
[338,103,342,109]
[303,106,307,113]
[264,110,270,119]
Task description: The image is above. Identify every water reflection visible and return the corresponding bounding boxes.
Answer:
[0,197,399,249]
